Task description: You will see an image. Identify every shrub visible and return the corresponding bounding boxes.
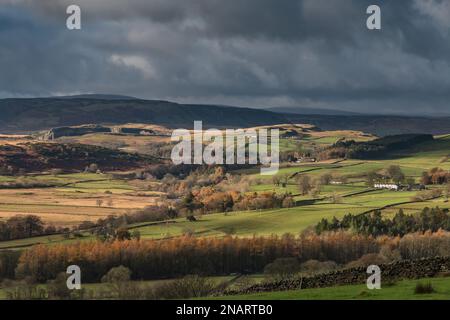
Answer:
[115,228,131,241]
[414,282,435,294]
[148,275,219,299]
[264,258,301,281]
[101,266,134,299]
[300,260,338,275]
[101,266,131,284]
[47,272,74,300]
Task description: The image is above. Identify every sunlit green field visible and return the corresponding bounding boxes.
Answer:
[212,277,450,300]
[0,181,448,249]
[131,189,442,240]
[0,172,156,229]
[251,181,367,195]
[256,135,450,183]
[0,133,449,250]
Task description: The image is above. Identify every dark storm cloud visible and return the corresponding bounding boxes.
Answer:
[1,0,450,114]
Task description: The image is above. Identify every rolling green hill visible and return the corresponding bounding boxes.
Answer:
[285,113,450,136]
[0,134,449,249]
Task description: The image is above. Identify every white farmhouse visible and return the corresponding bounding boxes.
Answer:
[374,183,399,191]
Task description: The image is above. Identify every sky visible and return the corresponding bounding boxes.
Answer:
[1,0,450,115]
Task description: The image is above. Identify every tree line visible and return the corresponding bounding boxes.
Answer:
[315,207,450,236]
[0,215,64,241]
[421,167,450,185]
[12,230,450,283]
[179,190,295,216]
[318,134,434,160]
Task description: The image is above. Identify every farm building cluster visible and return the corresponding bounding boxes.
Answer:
[374,183,426,191]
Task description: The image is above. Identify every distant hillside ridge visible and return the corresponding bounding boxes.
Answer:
[266,106,361,116]
[2,97,450,135]
[283,114,450,136]
[0,98,288,133]
[55,94,140,100]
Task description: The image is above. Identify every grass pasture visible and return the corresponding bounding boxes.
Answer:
[0,172,159,227]
[132,191,413,240]
[0,275,235,300]
[1,274,448,300]
[0,183,446,250]
[213,276,450,300]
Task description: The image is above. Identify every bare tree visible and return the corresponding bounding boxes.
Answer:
[297,175,312,196]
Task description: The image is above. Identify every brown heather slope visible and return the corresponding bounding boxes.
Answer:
[0,142,156,173]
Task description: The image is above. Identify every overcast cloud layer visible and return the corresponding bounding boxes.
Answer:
[1,0,450,115]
